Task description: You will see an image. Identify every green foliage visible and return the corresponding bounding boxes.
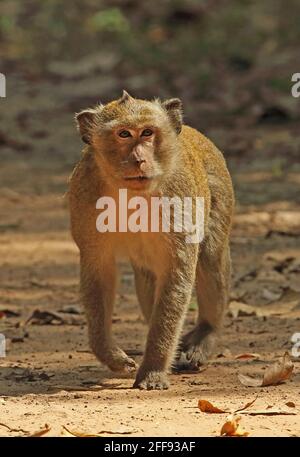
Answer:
[0,15,14,33]
[87,8,129,33]
[0,0,299,101]
[269,77,293,93]
[271,158,285,177]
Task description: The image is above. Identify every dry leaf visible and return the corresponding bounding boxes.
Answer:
[285,402,296,408]
[228,301,258,318]
[229,299,300,319]
[0,309,20,318]
[0,421,51,436]
[62,426,99,437]
[242,409,296,416]
[29,424,51,437]
[262,299,300,317]
[238,352,294,387]
[235,353,261,360]
[235,396,258,412]
[0,422,29,434]
[262,288,283,303]
[23,309,83,326]
[220,415,249,437]
[50,382,122,392]
[24,309,65,326]
[62,425,136,437]
[198,399,227,414]
[198,397,257,415]
[58,305,82,315]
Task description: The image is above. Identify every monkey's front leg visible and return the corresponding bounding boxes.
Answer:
[133,247,198,390]
[80,253,137,373]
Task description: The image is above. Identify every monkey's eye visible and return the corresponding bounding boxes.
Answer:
[119,130,132,138]
[141,128,153,137]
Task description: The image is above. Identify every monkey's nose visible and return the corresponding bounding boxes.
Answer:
[135,157,146,165]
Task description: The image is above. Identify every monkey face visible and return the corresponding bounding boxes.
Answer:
[109,125,161,191]
[75,91,183,192]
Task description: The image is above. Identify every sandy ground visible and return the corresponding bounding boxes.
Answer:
[0,78,300,437]
[0,169,299,438]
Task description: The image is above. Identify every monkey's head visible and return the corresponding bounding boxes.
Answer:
[75,91,183,192]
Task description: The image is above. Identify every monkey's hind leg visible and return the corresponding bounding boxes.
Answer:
[176,242,231,371]
[133,265,155,324]
[81,254,137,373]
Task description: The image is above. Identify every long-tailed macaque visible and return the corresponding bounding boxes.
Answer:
[69,91,234,389]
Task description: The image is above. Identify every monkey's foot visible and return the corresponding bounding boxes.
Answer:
[104,348,138,373]
[174,323,217,372]
[133,370,169,390]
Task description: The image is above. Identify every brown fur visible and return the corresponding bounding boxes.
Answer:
[68,92,234,389]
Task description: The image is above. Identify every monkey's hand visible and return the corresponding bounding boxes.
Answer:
[104,347,138,374]
[133,369,169,390]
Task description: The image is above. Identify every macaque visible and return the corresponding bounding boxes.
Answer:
[69,91,234,390]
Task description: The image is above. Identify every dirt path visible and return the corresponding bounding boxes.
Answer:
[0,168,299,437]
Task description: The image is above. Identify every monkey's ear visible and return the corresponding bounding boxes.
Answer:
[162,98,183,134]
[118,90,133,104]
[75,109,96,144]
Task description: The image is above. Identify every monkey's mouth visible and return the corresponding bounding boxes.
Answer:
[123,176,153,182]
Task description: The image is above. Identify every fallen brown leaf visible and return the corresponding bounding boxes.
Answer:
[228,301,258,318]
[235,396,258,412]
[0,309,21,318]
[50,382,122,392]
[29,424,51,437]
[220,415,249,437]
[262,288,283,303]
[199,396,294,419]
[242,409,296,416]
[58,305,82,315]
[62,425,136,437]
[235,353,261,360]
[24,309,65,325]
[198,400,228,414]
[229,299,300,319]
[0,422,29,434]
[198,396,258,415]
[23,309,83,326]
[238,352,294,387]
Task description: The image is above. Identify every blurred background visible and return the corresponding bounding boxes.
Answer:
[0,0,299,305]
[0,1,300,432]
[0,0,300,199]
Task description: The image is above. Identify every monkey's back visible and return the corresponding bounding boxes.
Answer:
[179,125,234,246]
[179,125,233,192]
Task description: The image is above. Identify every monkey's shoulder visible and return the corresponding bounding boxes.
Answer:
[180,125,232,182]
[180,125,221,159]
[179,125,234,205]
[68,148,103,205]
